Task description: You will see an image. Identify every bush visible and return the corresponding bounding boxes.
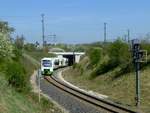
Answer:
[141,43,150,55]
[90,39,133,78]
[12,46,22,61]
[24,43,37,51]
[73,63,84,75]
[87,47,102,67]
[5,61,28,92]
[114,62,134,79]
[107,39,130,65]
[90,59,118,78]
[0,33,13,60]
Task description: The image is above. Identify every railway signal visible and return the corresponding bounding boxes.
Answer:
[131,39,147,112]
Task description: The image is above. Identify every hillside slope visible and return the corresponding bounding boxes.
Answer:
[0,53,65,113]
[63,56,150,113]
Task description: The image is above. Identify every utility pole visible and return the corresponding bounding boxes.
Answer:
[127,29,130,43]
[124,34,127,42]
[41,14,45,47]
[104,22,107,43]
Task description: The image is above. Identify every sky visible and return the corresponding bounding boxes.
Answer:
[0,0,150,44]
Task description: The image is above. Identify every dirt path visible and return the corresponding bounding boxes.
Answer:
[30,70,39,93]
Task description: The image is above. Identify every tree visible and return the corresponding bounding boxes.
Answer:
[24,43,37,51]
[14,35,25,50]
[0,21,14,60]
[0,33,13,59]
[87,47,102,66]
[0,21,14,34]
[108,39,130,66]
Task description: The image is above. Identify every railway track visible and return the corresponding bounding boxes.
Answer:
[45,69,137,113]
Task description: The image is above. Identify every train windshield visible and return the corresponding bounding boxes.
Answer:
[42,60,52,67]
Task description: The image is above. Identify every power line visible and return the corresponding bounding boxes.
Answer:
[47,34,57,45]
[0,15,40,18]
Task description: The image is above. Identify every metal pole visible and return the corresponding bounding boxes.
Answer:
[38,70,41,103]
[135,61,140,112]
[127,29,130,43]
[104,23,107,43]
[41,14,45,47]
[73,51,75,64]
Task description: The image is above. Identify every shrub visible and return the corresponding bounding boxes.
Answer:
[90,39,133,78]
[108,40,130,65]
[24,43,37,52]
[114,62,134,79]
[12,46,22,61]
[90,59,118,78]
[5,61,28,92]
[87,47,102,67]
[141,43,150,55]
[0,33,13,60]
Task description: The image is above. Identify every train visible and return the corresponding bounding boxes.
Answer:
[41,57,68,75]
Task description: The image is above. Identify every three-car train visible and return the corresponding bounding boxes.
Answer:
[41,57,68,75]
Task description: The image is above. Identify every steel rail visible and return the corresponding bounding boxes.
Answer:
[45,69,137,113]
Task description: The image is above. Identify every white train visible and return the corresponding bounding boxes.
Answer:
[41,57,68,75]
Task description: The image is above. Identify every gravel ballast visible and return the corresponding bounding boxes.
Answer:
[40,78,105,113]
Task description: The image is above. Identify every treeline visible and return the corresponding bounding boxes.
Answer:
[75,38,150,79]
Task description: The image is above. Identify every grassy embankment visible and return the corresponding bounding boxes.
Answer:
[0,51,64,113]
[63,41,150,113]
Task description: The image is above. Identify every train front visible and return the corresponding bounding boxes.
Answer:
[41,58,53,75]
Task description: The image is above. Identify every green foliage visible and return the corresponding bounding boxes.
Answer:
[0,21,14,33]
[108,39,130,65]
[114,62,134,78]
[141,43,150,55]
[5,61,28,92]
[90,58,117,78]
[106,39,133,74]
[14,35,25,50]
[13,35,26,61]
[54,43,70,51]
[90,39,133,78]
[0,33,13,60]
[0,21,14,60]
[73,63,84,75]
[12,46,22,61]
[26,51,56,62]
[73,45,85,52]
[87,47,102,66]
[24,43,37,51]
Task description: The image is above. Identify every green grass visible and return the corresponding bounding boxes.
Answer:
[63,60,150,113]
[25,51,56,62]
[0,51,65,113]
[0,73,64,113]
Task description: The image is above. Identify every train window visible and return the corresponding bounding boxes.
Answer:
[42,60,52,67]
[54,60,59,65]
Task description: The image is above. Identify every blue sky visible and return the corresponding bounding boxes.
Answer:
[0,0,150,44]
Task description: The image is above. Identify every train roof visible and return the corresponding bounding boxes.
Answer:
[41,57,68,61]
[41,57,53,61]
